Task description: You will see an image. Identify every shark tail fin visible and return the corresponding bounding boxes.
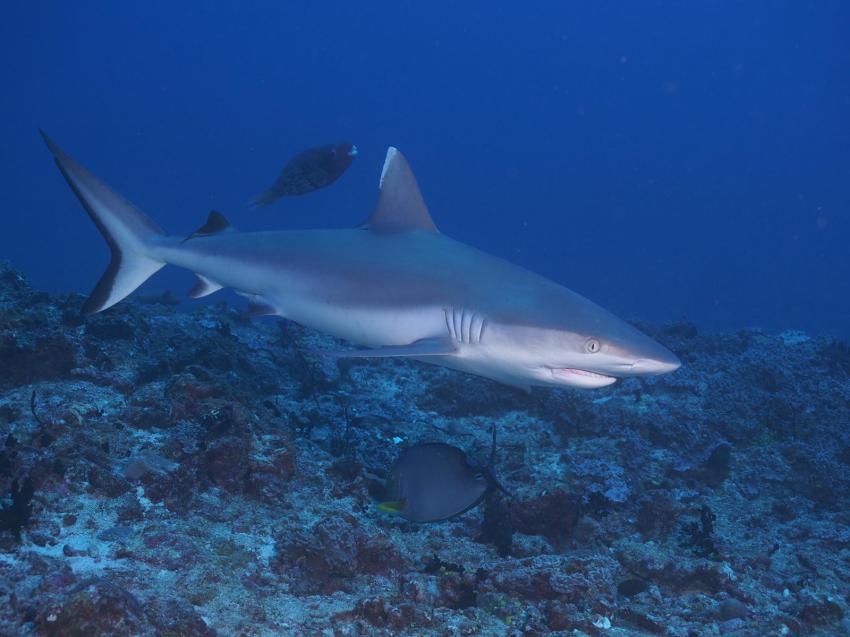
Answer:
[41,130,167,315]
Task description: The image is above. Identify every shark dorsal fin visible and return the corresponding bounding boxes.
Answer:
[183,210,234,243]
[362,147,438,233]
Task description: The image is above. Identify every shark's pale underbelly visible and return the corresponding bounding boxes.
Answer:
[281,296,448,348]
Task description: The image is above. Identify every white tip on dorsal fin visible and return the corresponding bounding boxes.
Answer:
[362,147,438,233]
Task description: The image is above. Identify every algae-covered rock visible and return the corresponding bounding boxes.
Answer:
[1,263,849,636]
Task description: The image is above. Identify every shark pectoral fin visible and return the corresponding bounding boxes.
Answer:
[320,337,457,359]
[188,274,224,299]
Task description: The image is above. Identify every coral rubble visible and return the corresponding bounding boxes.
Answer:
[1,261,849,636]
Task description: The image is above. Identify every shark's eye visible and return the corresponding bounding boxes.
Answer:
[585,338,601,353]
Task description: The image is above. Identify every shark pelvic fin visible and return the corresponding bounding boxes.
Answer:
[183,210,234,243]
[318,337,456,359]
[188,274,224,299]
[362,147,438,234]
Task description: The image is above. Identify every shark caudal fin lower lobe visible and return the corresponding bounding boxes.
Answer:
[41,130,166,314]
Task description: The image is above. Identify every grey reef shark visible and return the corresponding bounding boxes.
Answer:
[41,131,680,391]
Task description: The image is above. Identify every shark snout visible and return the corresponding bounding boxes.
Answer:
[601,328,682,378]
[629,354,682,375]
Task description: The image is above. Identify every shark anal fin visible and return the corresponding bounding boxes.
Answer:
[188,274,224,299]
[362,148,438,234]
[182,210,234,243]
[318,337,456,359]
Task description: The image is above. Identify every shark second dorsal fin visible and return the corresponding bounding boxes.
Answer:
[183,210,234,243]
[362,148,438,234]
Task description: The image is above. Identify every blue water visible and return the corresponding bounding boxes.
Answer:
[2,2,848,336]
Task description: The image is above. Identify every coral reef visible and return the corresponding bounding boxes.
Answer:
[1,261,849,636]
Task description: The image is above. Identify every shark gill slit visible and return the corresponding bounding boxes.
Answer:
[461,309,471,344]
[471,313,484,344]
[443,308,453,340]
[443,307,487,345]
[452,308,461,342]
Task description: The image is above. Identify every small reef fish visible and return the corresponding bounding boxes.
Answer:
[378,426,508,523]
[251,143,357,206]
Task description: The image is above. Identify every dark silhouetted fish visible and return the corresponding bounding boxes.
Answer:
[251,143,357,207]
[378,426,508,523]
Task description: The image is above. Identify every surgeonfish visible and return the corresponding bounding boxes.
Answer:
[378,426,508,523]
[251,142,357,206]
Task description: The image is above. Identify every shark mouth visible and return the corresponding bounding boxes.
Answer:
[551,367,618,389]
